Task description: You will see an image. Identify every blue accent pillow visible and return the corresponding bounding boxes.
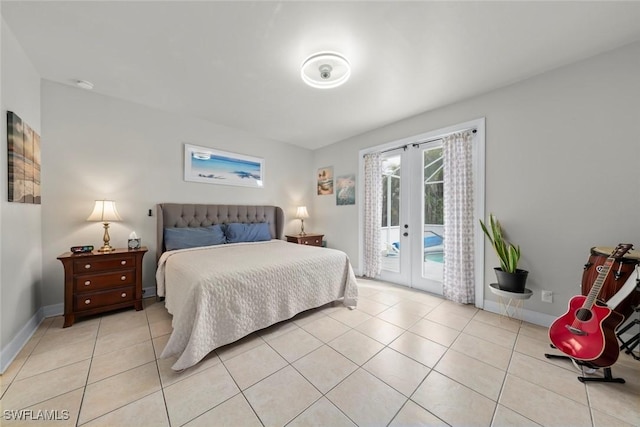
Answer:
[225,222,271,243]
[164,225,226,251]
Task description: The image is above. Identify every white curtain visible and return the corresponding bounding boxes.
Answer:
[362,152,382,277]
[442,131,475,303]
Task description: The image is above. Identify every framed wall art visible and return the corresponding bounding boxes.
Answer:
[317,166,333,195]
[336,173,356,205]
[184,144,264,188]
[7,111,41,204]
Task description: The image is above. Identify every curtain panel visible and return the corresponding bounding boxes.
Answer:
[362,152,382,277]
[442,131,475,303]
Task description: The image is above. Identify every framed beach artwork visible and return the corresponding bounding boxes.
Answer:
[317,166,334,195]
[336,173,356,205]
[7,111,41,204]
[184,144,264,188]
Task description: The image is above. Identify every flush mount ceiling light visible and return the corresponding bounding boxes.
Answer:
[301,52,351,89]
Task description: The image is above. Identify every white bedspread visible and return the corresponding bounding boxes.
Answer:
[156,239,358,370]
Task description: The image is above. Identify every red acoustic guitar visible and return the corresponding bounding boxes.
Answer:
[548,244,632,368]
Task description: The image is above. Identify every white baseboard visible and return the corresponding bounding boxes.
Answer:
[0,309,44,374]
[42,303,63,318]
[482,299,557,328]
[143,286,156,298]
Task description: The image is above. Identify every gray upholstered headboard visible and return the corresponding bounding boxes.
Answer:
[156,203,285,261]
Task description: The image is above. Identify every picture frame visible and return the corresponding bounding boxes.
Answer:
[336,173,356,205]
[7,111,41,204]
[184,143,264,188]
[317,166,334,195]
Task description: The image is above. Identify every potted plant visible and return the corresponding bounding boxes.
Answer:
[480,214,528,293]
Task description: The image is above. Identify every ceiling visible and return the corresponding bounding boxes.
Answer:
[3,1,640,150]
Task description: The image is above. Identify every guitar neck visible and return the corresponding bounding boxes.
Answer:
[584,258,613,308]
[583,244,633,309]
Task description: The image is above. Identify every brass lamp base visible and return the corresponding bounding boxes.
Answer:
[97,222,115,252]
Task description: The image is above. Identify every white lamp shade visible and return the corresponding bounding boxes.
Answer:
[87,200,122,222]
[296,206,309,219]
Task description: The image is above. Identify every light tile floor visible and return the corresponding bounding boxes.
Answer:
[1,278,639,426]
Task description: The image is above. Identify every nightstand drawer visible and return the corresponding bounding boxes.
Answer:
[73,255,136,273]
[74,270,135,292]
[299,236,323,246]
[286,234,324,247]
[74,286,135,312]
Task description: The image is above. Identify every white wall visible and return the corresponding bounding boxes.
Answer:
[314,41,640,320]
[0,19,42,357]
[40,81,314,307]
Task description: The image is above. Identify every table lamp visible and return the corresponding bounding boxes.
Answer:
[87,200,122,252]
[296,206,309,236]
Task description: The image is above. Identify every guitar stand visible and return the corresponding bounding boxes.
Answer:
[616,303,640,361]
[544,346,625,383]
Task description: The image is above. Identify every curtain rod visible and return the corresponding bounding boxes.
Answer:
[367,128,477,157]
[412,128,477,149]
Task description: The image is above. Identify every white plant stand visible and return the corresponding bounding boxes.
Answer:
[489,283,532,319]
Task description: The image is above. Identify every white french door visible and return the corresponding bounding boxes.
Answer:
[368,118,485,305]
[411,142,446,293]
[379,148,410,285]
[379,143,444,294]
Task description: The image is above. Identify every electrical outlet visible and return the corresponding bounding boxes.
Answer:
[541,290,553,303]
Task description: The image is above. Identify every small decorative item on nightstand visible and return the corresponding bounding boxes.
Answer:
[128,238,141,250]
[128,231,141,250]
[286,233,324,247]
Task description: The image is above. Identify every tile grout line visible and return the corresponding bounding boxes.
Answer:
[75,309,162,426]
[74,316,101,427]
[147,303,174,427]
[0,317,52,400]
[488,321,520,427]
[217,351,267,427]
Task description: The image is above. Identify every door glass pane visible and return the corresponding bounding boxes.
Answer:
[422,146,444,281]
[381,155,401,272]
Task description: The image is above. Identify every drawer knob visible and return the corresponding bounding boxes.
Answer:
[120,275,126,281]
[84,264,91,269]
[84,280,91,286]
[304,242,308,244]
[84,299,91,305]
[121,292,127,298]
[121,260,127,265]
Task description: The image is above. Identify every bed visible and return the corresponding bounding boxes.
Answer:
[155,203,358,371]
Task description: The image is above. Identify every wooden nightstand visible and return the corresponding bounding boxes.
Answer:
[57,247,147,327]
[286,234,324,247]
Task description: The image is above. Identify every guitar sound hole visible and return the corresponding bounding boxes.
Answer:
[575,308,593,322]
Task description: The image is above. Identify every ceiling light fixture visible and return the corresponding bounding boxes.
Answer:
[301,52,351,89]
[76,80,94,90]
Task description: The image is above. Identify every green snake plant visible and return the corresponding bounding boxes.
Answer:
[479,214,521,273]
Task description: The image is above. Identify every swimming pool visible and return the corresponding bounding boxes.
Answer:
[424,252,444,263]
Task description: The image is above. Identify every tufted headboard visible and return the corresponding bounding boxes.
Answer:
[156,203,285,261]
